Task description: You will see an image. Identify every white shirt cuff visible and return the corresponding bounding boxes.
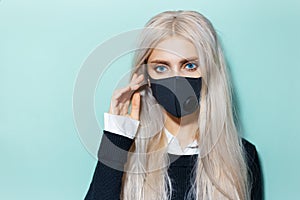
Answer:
[104,112,140,139]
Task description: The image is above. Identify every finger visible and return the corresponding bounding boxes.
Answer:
[130,73,143,84]
[114,86,131,101]
[130,74,145,90]
[109,86,130,114]
[134,74,144,84]
[109,98,129,115]
[119,101,130,116]
[130,92,140,121]
[109,100,119,115]
[109,74,143,115]
[131,73,137,83]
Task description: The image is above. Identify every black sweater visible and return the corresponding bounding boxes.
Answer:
[84,131,263,200]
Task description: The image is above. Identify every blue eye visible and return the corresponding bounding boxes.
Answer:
[155,65,167,73]
[185,63,197,70]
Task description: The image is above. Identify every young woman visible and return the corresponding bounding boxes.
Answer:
[85,10,263,200]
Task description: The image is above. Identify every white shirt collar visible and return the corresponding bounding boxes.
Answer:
[164,127,199,155]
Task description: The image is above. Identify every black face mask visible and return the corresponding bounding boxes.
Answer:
[149,76,202,118]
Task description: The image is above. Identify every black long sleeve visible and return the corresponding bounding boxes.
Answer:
[242,139,264,200]
[84,132,263,200]
[84,130,134,200]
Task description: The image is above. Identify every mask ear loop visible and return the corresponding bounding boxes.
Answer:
[147,78,151,88]
[143,60,151,88]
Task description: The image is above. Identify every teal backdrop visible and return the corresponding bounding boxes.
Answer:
[1,0,299,199]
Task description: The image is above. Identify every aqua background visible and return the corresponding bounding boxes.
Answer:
[1,0,299,199]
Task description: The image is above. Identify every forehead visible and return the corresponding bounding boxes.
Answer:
[148,36,198,61]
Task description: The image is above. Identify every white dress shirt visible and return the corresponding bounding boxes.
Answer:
[104,113,199,155]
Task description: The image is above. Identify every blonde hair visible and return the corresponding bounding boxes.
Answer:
[121,10,250,200]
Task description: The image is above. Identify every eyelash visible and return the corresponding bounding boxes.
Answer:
[184,63,198,71]
[154,62,198,73]
[154,65,168,73]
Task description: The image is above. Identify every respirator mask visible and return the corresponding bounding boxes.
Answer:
[148,75,202,118]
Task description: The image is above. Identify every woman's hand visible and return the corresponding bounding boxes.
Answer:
[109,73,144,121]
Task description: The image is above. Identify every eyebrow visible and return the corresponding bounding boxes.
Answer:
[148,57,199,66]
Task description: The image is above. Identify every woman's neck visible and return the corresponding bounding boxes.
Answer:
[163,109,200,150]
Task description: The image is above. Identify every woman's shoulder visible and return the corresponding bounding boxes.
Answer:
[241,137,264,200]
[241,138,258,157]
[241,137,260,168]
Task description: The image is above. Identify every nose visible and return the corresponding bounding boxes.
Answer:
[172,67,184,77]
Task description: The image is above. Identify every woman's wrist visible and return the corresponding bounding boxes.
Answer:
[104,112,140,139]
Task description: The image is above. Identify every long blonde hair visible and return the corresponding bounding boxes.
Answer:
[121,10,250,200]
